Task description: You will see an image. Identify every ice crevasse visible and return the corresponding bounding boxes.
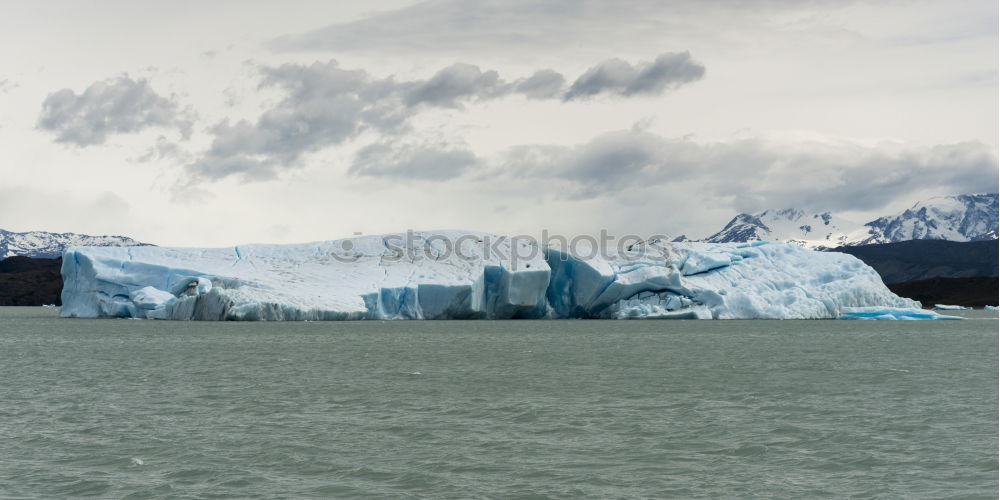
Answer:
[59,230,952,321]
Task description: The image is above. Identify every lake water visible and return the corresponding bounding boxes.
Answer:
[0,307,996,498]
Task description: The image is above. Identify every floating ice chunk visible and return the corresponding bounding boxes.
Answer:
[839,307,963,320]
[932,304,972,310]
[614,301,712,319]
[985,305,998,311]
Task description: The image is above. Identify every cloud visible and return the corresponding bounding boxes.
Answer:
[267,0,833,55]
[349,142,478,180]
[565,52,705,100]
[403,63,504,107]
[514,69,567,99]
[501,131,667,198]
[187,60,402,181]
[494,129,1000,212]
[37,76,191,146]
[131,135,193,164]
[186,54,701,182]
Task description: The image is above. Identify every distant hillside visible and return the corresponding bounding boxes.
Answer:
[887,277,998,308]
[0,228,149,259]
[0,256,62,306]
[831,240,998,284]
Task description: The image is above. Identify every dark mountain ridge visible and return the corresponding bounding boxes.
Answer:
[887,277,998,309]
[830,239,998,284]
[0,256,62,306]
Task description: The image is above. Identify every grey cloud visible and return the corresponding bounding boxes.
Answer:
[760,141,1000,213]
[188,60,401,181]
[565,52,705,100]
[268,0,832,54]
[132,135,192,164]
[550,131,666,197]
[404,63,503,108]
[37,76,191,146]
[514,70,566,99]
[350,142,478,180]
[626,52,706,95]
[188,55,700,182]
[498,129,999,212]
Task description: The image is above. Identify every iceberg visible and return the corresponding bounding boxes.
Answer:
[838,306,962,320]
[60,231,940,321]
[932,304,972,310]
[985,305,998,311]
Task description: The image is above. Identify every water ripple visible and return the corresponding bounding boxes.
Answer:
[0,307,996,498]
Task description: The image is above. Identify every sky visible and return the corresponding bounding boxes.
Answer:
[0,0,997,246]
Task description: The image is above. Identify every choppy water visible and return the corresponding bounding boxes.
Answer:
[0,307,996,499]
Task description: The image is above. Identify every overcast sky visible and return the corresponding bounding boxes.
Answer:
[0,0,996,246]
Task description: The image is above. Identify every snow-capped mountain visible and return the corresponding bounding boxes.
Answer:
[701,193,998,249]
[0,229,150,259]
[703,208,863,249]
[856,193,998,245]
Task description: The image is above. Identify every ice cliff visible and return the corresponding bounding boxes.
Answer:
[60,230,936,321]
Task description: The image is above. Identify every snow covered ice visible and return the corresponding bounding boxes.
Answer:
[60,230,951,321]
[838,307,962,321]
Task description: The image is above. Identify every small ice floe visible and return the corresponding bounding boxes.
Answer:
[130,457,144,466]
[984,305,998,311]
[933,304,972,310]
[41,304,56,308]
[838,306,963,320]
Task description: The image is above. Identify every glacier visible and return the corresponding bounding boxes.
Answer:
[60,230,949,321]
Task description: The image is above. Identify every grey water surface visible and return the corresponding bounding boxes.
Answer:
[1,307,996,499]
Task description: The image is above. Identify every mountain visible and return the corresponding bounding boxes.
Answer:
[833,240,998,284]
[887,277,998,309]
[703,208,862,249]
[701,193,998,249]
[857,193,998,245]
[0,256,63,306]
[0,228,150,259]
